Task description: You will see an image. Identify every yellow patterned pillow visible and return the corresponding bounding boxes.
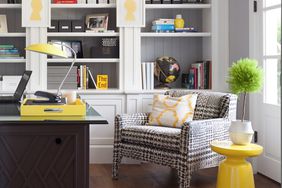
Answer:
[148,94,198,128]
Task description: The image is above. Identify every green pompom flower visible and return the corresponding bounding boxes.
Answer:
[227,58,263,121]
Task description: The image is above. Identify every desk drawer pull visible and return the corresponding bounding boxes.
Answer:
[44,108,63,113]
[55,138,62,145]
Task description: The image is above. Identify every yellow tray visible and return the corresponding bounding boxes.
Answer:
[20,98,86,117]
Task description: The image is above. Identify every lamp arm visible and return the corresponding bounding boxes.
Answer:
[50,42,77,96]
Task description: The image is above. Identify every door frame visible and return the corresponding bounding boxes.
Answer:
[249,0,281,181]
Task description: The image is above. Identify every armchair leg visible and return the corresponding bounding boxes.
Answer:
[112,144,122,179]
[178,165,191,188]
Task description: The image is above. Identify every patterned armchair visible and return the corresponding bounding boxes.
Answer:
[112,90,237,188]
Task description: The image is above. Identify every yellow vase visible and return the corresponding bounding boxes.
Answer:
[174,14,184,29]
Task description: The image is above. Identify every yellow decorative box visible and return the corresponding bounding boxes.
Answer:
[20,98,86,117]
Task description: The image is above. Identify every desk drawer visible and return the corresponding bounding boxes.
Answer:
[0,124,89,188]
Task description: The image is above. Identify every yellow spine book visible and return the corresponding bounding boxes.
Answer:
[83,65,87,90]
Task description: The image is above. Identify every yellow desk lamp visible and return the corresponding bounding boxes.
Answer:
[25,43,77,103]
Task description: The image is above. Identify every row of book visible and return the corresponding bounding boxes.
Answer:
[141,62,155,90]
[0,45,23,59]
[53,0,116,4]
[152,19,196,33]
[48,66,97,90]
[188,61,212,89]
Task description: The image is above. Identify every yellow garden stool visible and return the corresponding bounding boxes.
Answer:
[211,140,263,188]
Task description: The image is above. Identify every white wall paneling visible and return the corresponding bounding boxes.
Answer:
[80,95,125,163]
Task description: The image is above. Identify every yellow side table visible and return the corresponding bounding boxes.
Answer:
[211,140,263,188]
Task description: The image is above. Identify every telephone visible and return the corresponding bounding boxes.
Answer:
[34,91,62,103]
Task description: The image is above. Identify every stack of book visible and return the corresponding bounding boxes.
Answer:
[152,19,175,32]
[0,45,23,59]
[188,61,212,89]
[141,62,155,90]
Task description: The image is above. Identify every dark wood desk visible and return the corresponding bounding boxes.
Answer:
[0,103,107,188]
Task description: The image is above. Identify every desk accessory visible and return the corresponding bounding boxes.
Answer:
[0,71,32,103]
[20,98,86,116]
[25,42,77,103]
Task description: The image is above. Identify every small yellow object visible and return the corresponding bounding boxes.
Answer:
[25,43,68,58]
[97,75,108,89]
[174,14,185,29]
[20,98,86,117]
[211,141,263,188]
[165,75,175,83]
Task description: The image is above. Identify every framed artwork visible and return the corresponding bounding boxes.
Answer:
[50,40,83,58]
[22,0,51,27]
[0,15,8,33]
[117,0,145,27]
[85,14,109,32]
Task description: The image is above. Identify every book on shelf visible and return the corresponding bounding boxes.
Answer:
[141,62,155,90]
[188,61,211,89]
[0,45,22,59]
[77,65,97,90]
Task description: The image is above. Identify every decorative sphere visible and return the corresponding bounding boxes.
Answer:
[154,56,181,84]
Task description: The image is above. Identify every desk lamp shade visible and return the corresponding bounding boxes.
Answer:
[25,43,68,58]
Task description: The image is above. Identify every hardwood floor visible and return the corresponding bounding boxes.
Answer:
[90,164,280,188]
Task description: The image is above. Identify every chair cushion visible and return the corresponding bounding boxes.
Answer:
[121,125,181,152]
[148,94,198,128]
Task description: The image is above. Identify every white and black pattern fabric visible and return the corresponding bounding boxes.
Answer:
[112,90,237,188]
[121,126,181,151]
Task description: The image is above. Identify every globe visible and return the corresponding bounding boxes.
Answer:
[154,56,181,87]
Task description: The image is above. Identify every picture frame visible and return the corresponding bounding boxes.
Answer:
[117,0,145,27]
[22,0,51,27]
[50,40,83,59]
[85,14,109,32]
[0,15,8,33]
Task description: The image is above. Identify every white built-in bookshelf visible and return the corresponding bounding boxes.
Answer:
[0,0,229,93]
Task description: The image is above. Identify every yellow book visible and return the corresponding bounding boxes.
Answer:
[83,65,87,90]
[97,75,108,89]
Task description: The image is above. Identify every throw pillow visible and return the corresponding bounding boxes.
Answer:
[148,94,198,128]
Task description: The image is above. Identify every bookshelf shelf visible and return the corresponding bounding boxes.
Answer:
[0,59,26,63]
[140,32,211,37]
[145,4,211,9]
[47,89,122,94]
[0,4,21,9]
[0,33,26,37]
[47,58,120,63]
[51,4,116,9]
[47,32,119,37]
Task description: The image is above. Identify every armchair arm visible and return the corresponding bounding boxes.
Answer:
[115,113,150,128]
[179,118,231,171]
[180,118,230,157]
[114,113,150,144]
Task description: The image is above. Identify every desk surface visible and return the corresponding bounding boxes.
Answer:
[0,103,108,125]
